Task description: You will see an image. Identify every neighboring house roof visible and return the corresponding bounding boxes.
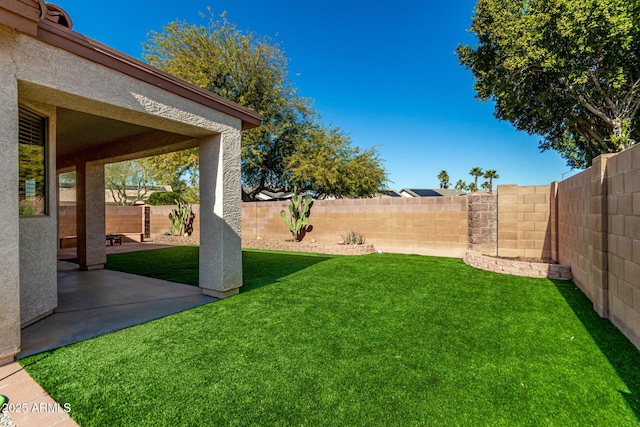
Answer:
[243,187,294,201]
[400,188,466,197]
[256,190,293,201]
[0,0,262,131]
[377,189,403,198]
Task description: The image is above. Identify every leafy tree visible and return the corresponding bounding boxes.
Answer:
[59,171,75,185]
[138,150,199,197]
[143,10,386,199]
[469,167,483,191]
[105,161,152,206]
[437,170,450,189]
[287,125,387,199]
[457,0,640,168]
[19,145,45,194]
[455,179,467,191]
[483,169,499,193]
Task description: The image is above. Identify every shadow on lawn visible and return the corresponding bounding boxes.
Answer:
[241,250,333,293]
[103,247,333,292]
[553,280,640,420]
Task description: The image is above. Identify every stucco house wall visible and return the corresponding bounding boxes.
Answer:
[18,101,58,327]
[0,16,21,365]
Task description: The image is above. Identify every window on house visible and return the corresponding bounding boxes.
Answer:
[18,107,47,216]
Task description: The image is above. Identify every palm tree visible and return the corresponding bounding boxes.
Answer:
[481,181,491,192]
[466,182,477,192]
[469,167,483,191]
[483,169,499,193]
[437,170,450,189]
[455,179,466,191]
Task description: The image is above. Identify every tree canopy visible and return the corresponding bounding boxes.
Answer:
[457,0,640,168]
[286,125,386,199]
[105,161,151,206]
[483,169,499,193]
[143,10,387,199]
[469,167,483,189]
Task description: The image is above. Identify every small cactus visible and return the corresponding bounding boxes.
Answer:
[169,199,192,236]
[280,188,313,241]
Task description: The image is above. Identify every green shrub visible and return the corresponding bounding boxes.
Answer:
[147,191,184,206]
[342,230,365,245]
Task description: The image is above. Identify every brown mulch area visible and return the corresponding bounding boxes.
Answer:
[243,239,376,256]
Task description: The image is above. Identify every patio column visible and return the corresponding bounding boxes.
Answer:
[76,161,106,270]
[198,130,243,298]
[0,75,20,365]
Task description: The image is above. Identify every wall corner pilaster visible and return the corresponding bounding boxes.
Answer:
[589,154,611,317]
[467,192,497,256]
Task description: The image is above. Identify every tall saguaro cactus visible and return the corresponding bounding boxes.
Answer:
[280,189,313,242]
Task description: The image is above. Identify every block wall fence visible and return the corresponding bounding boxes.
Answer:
[56,143,640,348]
[556,146,640,350]
[241,196,473,257]
[59,205,145,242]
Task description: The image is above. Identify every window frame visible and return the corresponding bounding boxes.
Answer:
[18,106,48,217]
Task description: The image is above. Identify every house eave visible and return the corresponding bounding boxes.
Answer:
[36,19,262,130]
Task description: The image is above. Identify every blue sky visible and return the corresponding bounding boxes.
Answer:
[59,0,576,190]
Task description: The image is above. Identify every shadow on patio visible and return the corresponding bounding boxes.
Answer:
[19,259,215,359]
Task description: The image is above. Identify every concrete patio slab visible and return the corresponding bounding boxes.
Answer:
[19,262,216,359]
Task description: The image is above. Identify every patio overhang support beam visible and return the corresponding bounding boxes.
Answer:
[57,129,197,172]
[198,131,243,298]
[76,160,106,270]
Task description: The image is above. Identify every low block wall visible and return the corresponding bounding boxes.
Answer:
[464,251,571,280]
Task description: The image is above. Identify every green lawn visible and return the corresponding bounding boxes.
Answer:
[22,250,640,426]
